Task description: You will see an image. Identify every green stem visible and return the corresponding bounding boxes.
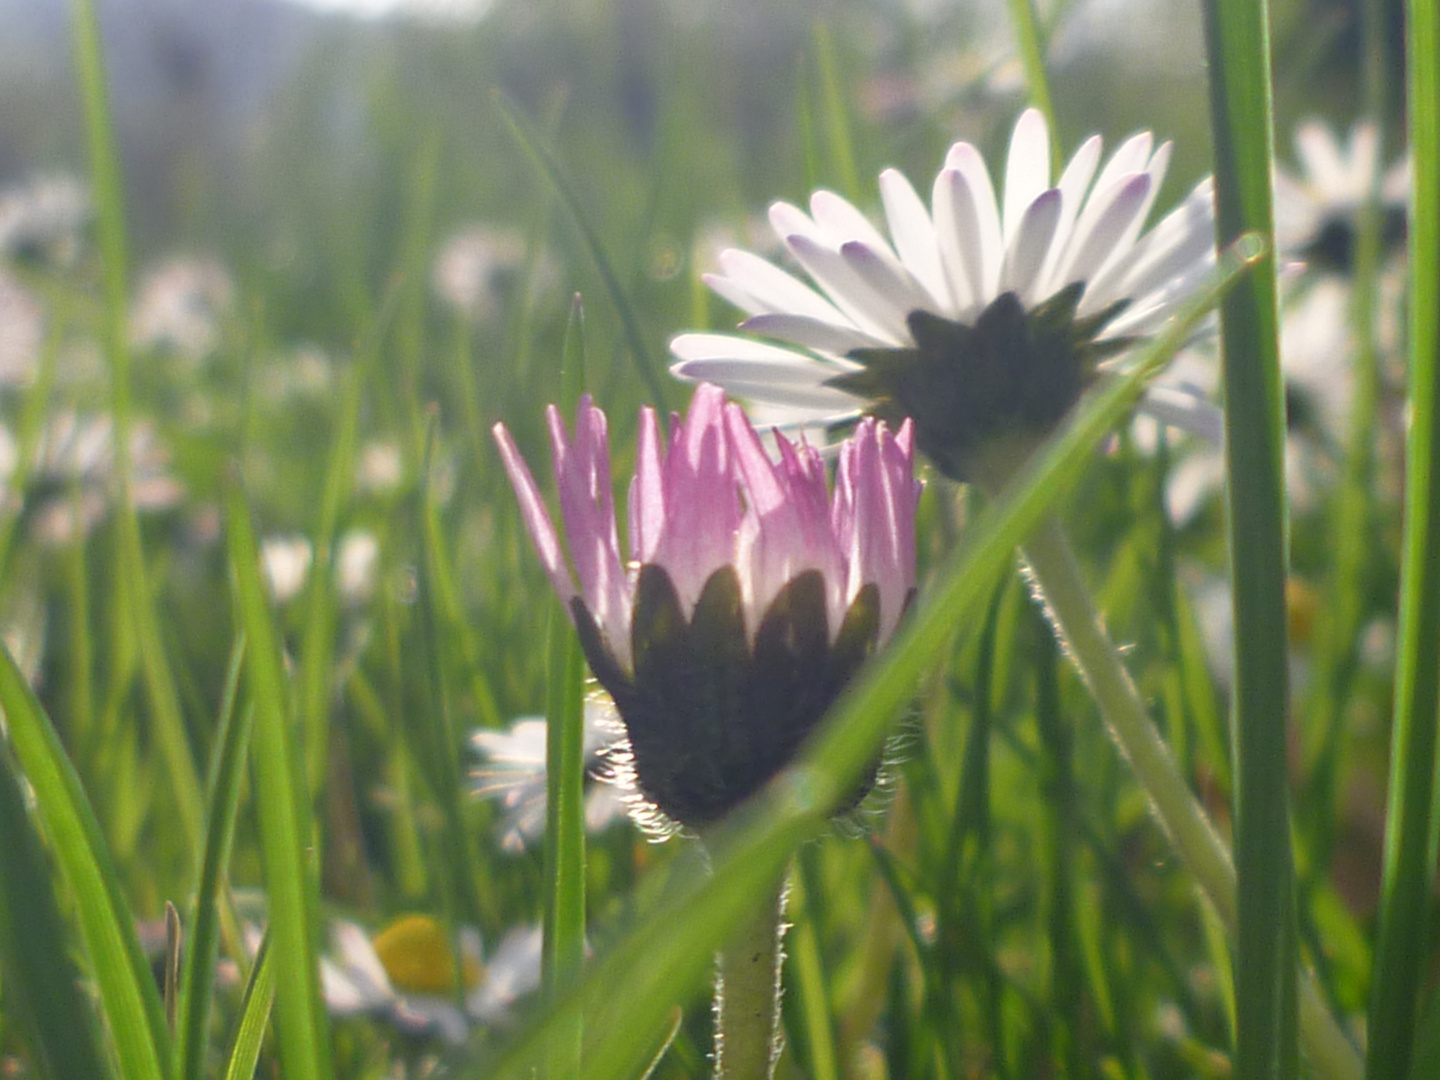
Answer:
[712,869,788,1080]
[1019,515,1360,1080]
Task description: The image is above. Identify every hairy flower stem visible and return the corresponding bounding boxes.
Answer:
[712,869,788,1080]
[1020,514,1361,1080]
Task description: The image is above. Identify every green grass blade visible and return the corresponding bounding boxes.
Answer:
[226,489,334,1080]
[0,741,113,1080]
[494,92,672,413]
[0,645,172,1080]
[543,297,590,1071]
[1366,2,1440,1077]
[71,0,207,873]
[811,20,861,203]
[222,934,277,1080]
[464,246,1254,1080]
[299,370,363,797]
[1200,3,1297,1078]
[1004,0,1057,138]
[542,599,587,1078]
[176,638,253,1080]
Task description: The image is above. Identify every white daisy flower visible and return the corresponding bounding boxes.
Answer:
[469,700,629,853]
[671,108,1218,484]
[322,915,539,1046]
[260,535,313,604]
[1273,119,1410,272]
[129,255,235,363]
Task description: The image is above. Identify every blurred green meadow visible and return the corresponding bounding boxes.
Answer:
[0,0,1430,1077]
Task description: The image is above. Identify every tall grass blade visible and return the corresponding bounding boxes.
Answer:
[176,638,253,1080]
[1004,0,1057,138]
[1366,2,1440,1076]
[543,295,589,1077]
[1199,3,1297,1077]
[71,0,206,871]
[222,935,276,1080]
[226,489,334,1080]
[463,247,1254,1080]
[811,21,861,203]
[0,645,171,1080]
[0,741,113,1080]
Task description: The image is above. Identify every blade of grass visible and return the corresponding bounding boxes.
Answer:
[71,0,206,872]
[176,638,254,1080]
[542,296,589,1078]
[1003,0,1057,139]
[465,245,1256,1080]
[299,369,363,798]
[222,934,276,1080]
[811,21,861,203]
[226,489,334,1080]
[0,644,171,1080]
[1366,2,1440,1076]
[1200,3,1297,1078]
[494,92,672,413]
[0,742,113,1080]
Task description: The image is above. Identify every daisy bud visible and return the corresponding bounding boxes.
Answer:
[493,384,919,830]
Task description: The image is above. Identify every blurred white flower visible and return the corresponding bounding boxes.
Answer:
[0,271,44,388]
[0,175,90,267]
[14,413,182,545]
[469,699,629,854]
[1273,120,1410,272]
[335,528,380,606]
[259,345,336,401]
[431,225,556,324]
[260,535,313,603]
[321,914,543,1044]
[355,440,404,496]
[129,255,235,363]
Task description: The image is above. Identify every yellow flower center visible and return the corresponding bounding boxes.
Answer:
[371,915,482,996]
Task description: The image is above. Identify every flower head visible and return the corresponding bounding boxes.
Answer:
[469,701,630,853]
[671,108,1217,484]
[320,914,542,1045]
[1273,120,1410,273]
[493,384,918,829]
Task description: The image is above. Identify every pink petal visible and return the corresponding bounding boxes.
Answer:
[492,420,577,609]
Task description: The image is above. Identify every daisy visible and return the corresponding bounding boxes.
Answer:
[493,384,918,830]
[1273,119,1410,273]
[321,914,543,1045]
[469,700,630,853]
[671,108,1218,485]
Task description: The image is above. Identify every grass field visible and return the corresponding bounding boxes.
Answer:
[0,0,1434,1077]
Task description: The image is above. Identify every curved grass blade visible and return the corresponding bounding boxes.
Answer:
[494,92,672,412]
[0,645,171,1080]
[1367,3,1440,1077]
[226,490,334,1080]
[71,0,207,872]
[0,740,112,1080]
[176,638,253,1080]
[1004,0,1057,138]
[222,933,276,1080]
[1200,2,1297,1077]
[462,246,1256,1080]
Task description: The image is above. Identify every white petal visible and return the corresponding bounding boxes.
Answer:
[840,240,934,324]
[1092,131,1154,199]
[1138,383,1225,443]
[998,188,1062,303]
[932,168,986,315]
[1056,173,1152,289]
[717,248,848,322]
[742,312,888,353]
[1003,108,1051,244]
[784,233,911,342]
[1047,134,1104,272]
[943,141,1004,297]
[811,189,895,255]
[670,332,849,373]
[879,168,951,310]
[1295,122,1348,197]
